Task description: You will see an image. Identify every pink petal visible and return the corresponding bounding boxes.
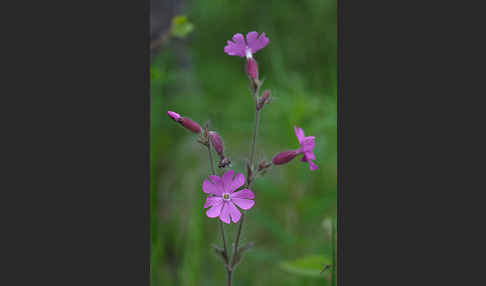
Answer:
[232,198,255,210]
[209,175,221,185]
[231,189,255,199]
[204,196,223,208]
[308,160,318,171]
[299,137,315,153]
[219,202,231,224]
[221,170,234,192]
[305,151,316,161]
[227,202,241,223]
[229,173,245,192]
[202,179,223,195]
[294,126,305,144]
[246,31,269,54]
[206,201,223,218]
[224,33,247,57]
[301,152,316,162]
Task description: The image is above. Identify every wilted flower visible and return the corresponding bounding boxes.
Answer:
[203,170,255,224]
[257,90,271,110]
[224,31,269,59]
[209,131,231,168]
[272,126,318,170]
[167,110,202,134]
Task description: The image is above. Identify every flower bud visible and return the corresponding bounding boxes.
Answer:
[272,150,298,165]
[167,111,181,122]
[209,131,224,156]
[179,117,202,133]
[246,57,258,80]
[257,90,271,110]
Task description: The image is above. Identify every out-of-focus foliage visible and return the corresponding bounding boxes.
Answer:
[150,0,336,285]
[170,15,194,39]
[280,255,331,277]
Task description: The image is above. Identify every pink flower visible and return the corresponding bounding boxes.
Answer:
[202,170,255,224]
[272,126,318,171]
[224,32,269,59]
[294,126,318,170]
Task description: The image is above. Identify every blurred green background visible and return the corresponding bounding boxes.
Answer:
[150,0,337,285]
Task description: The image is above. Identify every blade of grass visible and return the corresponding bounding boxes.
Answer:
[331,217,336,286]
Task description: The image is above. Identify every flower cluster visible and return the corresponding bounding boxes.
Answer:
[168,31,318,227]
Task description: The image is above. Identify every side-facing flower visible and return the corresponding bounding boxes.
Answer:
[167,110,202,134]
[272,126,318,171]
[224,31,269,59]
[202,170,255,224]
[294,126,318,170]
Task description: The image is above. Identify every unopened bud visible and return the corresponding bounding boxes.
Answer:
[209,131,224,156]
[167,111,181,122]
[180,117,202,133]
[246,57,258,80]
[257,90,271,110]
[272,150,298,165]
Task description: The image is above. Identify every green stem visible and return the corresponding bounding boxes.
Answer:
[207,144,231,285]
[230,97,261,270]
[249,110,260,173]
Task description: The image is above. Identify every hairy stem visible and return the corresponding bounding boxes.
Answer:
[207,144,232,284]
[230,96,261,270]
[207,144,216,175]
[249,110,260,174]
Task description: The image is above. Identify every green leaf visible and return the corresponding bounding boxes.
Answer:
[280,254,331,278]
[170,15,194,38]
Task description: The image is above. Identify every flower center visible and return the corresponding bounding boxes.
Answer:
[245,48,253,59]
[222,193,230,200]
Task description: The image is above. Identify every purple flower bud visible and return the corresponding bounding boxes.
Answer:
[272,150,298,165]
[209,131,224,156]
[167,110,201,133]
[168,111,181,122]
[180,117,202,133]
[246,57,258,80]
